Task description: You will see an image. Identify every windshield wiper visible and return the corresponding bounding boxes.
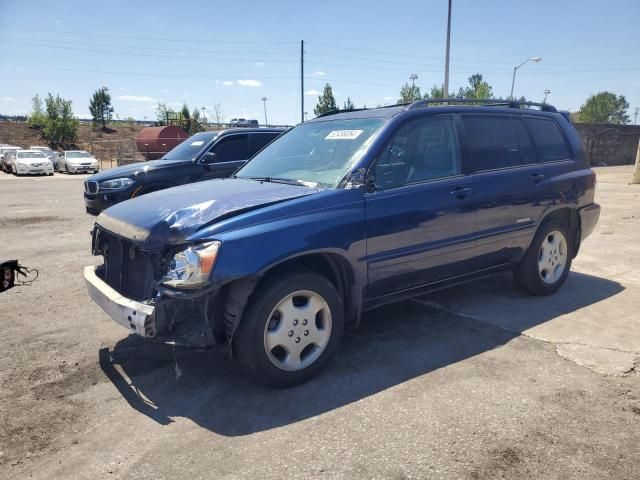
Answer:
[241,176,312,187]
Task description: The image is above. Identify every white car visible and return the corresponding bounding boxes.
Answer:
[59,150,100,174]
[12,150,54,176]
[30,146,60,169]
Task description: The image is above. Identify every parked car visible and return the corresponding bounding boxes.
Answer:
[0,146,22,173]
[58,150,99,174]
[11,150,54,175]
[229,118,258,128]
[83,128,284,214]
[84,99,600,387]
[29,146,60,170]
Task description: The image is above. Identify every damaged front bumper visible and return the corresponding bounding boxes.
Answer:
[84,265,220,347]
[84,265,157,337]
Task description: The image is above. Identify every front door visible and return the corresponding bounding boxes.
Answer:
[201,133,250,180]
[364,115,477,299]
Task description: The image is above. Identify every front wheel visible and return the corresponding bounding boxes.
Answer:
[234,270,344,387]
[514,219,573,295]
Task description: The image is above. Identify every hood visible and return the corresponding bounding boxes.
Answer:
[96,178,318,250]
[88,158,191,182]
[17,157,49,164]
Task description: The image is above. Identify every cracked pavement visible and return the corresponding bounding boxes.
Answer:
[1,166,639,479]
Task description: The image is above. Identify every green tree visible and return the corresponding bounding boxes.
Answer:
[426,85,444,99]
[156,102,174,124]
[181,103,192,133]
[343,97,355,110]
[398,82,422,104]
[314,84,338,116]
[89,87,114,129]
[42,93,79,146]
[27,94,47,129]
[578,92,630,124]
[459,74,494,100]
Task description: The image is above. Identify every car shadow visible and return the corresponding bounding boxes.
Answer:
[99,271,623,436]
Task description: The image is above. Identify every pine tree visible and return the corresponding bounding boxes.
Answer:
[314,84,338,116]
[89,87,114,130]
[343,97,355,111]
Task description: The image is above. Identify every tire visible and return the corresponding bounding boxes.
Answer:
[234,270,344,387]
[514,219,573,296]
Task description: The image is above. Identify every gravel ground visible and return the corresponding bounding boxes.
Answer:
[0,167,638,480]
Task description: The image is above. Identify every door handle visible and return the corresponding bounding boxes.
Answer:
[450,186,473,198]
[530,173,545,184]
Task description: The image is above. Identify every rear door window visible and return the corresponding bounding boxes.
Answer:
[212,134,249,162]
[462,115,530,171]
[249,133,278,156]
[523,117,571,162]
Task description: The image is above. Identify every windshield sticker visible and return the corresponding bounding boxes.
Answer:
[190,141,205,146]
[325,129,363,140]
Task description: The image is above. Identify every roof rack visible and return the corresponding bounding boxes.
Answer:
[315,103,406,119]
[407,98,558,113]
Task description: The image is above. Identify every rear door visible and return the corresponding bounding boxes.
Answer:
[200,133,250,180]
[462,114,548,267]
[364,114,477,298]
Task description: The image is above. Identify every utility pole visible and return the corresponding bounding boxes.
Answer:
[443,0,452,98]
[261,97,268,126]
[300,40,305,123]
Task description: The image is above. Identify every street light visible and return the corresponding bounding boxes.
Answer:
[543,89,550,103]
[261,97,268,126]
[201,106,207,125]
[510,57,542,99]
[409,73,418,102]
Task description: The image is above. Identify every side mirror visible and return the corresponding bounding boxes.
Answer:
[202,152,218,163]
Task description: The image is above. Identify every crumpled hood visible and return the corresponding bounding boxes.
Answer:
[88,158,190,182]
[96,178,317,250]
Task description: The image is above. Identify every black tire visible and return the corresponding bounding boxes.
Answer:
[234,270,344,387]
[514,218,573,296]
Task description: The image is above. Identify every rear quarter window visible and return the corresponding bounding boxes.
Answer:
[523,117,571,162]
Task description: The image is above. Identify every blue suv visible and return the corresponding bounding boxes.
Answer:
[84,99,600,387]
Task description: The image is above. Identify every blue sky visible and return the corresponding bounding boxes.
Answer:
[0,0,638,125]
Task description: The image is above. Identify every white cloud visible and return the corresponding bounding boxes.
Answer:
[237,79,262,87]
[117,95,156,102]
[2,96,15,102]
[312,71,326,77]
[222,81,234,86]
[254,62,265,67]
[305,89,320,96]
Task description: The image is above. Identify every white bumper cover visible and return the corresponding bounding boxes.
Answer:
[83,265,156,337]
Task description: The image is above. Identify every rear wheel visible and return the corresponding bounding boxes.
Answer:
[514,219,573,295]
[234,270,344,387]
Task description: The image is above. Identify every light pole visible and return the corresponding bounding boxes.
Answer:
[201,106,207,125]
[409,73,418,102]
[443,0,452,98]
[543,89,550,103]
[634,107,639,125]
[261,97,268,126]
[304,111,308,121]
[510,57,542,100]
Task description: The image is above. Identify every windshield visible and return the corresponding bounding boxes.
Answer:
[67,151,92,158]
[18,151,46,159]
[161,132,217,160]
[236,118,385,188]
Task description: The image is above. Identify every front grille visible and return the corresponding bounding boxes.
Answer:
[85,181,98,193]
[94,228,155,301]
[80,162,91,166]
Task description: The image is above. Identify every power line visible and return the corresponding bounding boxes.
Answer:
[2,35,296,57]
[12,64,299,80]
[6,28,297,45]
[0,40,297,64]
